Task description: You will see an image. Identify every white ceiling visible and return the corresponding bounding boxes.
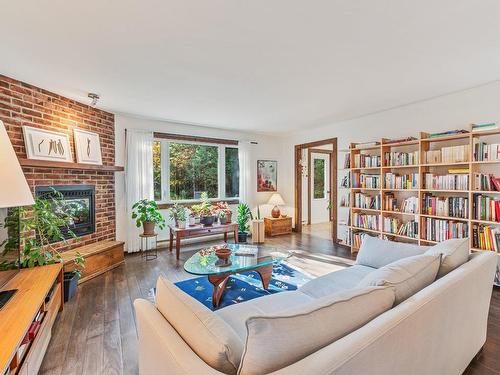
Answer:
[2,0,500,134]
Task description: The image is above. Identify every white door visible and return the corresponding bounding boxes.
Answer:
[310,153,330,224]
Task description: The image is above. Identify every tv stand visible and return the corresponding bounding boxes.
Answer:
[0,289,17,310]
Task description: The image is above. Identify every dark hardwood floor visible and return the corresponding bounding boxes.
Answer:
[39,230,499,375]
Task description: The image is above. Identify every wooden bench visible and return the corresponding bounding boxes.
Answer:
[61,240,125,284]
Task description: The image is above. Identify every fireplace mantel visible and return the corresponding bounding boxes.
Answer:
[19,158,124,172]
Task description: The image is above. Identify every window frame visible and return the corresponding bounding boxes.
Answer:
[155,138,240,204]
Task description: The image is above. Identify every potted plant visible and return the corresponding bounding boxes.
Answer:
[219,210,227,225]
[237,203,253,242]
[212,201,232,223]
[198,192,215,227]
[64,252,85,302]
[131,199,166,235]
[168,203,187,229]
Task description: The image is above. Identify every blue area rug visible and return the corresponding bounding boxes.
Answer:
[174,262,312,310]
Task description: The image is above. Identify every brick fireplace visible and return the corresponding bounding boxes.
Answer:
[0,74,117,251]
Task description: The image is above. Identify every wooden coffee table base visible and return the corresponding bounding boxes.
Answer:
[208,263,273,308]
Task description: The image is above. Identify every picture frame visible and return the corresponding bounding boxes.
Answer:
[22,126,73,162]
[257,160,277,192]
[73,128,103,165]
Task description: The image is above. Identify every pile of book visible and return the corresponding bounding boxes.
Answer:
[424,173,469,190]
[384,137,417,144]
[353,153,381,168]
[354,192,380,209]
[471,122,498,133]
[472,224,499,251]
[352,173,380,189]
[383,151,419,166]
[384,172,418,189]
[422,194,468,218]
[472,194,500,222]
[473,140,500,161]
[473,173,500,191]
[421,217,469,242]
[427,129,468,138]
[343,153,351,169]
[353,213,379,231]
[423,145,469,164]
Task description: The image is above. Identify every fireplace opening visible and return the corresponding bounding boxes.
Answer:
[35,185,96,239]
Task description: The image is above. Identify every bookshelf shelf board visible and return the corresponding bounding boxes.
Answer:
[420,214,469,222]
[382,232,418,241]
[471,160,500,164]
[381,188,419,192]
[381,210,418,216]
[352,207,381,213]
[351,167,381,170]
[352,187,380,191]
[421,133,471,142]
[420,162,470,167]
[350,145,381,151]
[471,129,500,137]
[420,189,469,193]
[470,219,500,225]
[350,227,380,235]
[382,165,419,169]
[420,239,439,244]
[472,190,500,195]
[470,247,497,253]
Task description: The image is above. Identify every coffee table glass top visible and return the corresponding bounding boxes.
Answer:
[184,244,277,276]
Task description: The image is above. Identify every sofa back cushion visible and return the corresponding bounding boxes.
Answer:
[358,254,441,304]
[356,235,428,268]
[238,286,395,375]
[155,276,243,374]
[424,238,470,278]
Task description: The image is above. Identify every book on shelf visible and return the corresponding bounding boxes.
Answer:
[383,151,419,166]
[424,173,469,190]
[427,129,468,138]
[383,136,417,144]
[354,192,381,210]
[352,172,380,189]
[472,194,500,222]
[343,153,351,169]
[383,217,418,238]
[423,145,469,164]
[341,174,351,188]
[473,173,500,191]
[447,168,469,174]
[384,172,418,189]
[352,213,379,231]
[422,193,468,219]
[401,196,419,213]
[473,139,500,161]
[353,153,381,168]
[472,223,500,251]
[471,122,498,133]
[421,217,468,242]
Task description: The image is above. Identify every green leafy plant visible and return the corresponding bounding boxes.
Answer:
[72,252,85,278]
[237,203,253,233]
[131,199,165,229]
[168,203,187,223]
[191,192,212,216]
[219,210,226,219]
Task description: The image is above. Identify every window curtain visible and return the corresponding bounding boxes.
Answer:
[125,129,154,253]
[238,140,252,205]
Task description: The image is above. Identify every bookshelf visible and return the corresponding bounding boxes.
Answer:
[347,130,500,258]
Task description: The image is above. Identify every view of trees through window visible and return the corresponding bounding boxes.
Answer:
[153,141,162,201]
[225,147,239,198]
[313,158,325,199]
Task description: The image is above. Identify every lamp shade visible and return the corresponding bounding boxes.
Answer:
[0,120,34,208]
[267,193,285,206]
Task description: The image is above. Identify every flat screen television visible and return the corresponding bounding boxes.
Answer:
[0,207,20,309]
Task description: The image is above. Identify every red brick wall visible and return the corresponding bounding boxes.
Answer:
[0,74,116,251]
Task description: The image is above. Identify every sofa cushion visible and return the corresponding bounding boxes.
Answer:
[424,238,470,278]
[215,290,314,339]
[357,254,441,304]
[238,286,395,375]
[356,235,428,268]
[299,265,375,298]
[155,276,243,374]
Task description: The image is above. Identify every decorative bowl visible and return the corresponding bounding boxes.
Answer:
[215,247,232,263]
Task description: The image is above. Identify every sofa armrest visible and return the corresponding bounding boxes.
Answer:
[134,298,225,375]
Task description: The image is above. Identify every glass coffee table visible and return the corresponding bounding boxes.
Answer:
[184,244,277,307]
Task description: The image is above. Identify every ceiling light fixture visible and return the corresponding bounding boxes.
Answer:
[88,93,100,107]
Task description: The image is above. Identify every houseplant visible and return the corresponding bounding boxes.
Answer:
[237,203,253,242]
[168,203,187,228]
[197,192,215,227]
[131,199,166,235]
[219,210,227,225]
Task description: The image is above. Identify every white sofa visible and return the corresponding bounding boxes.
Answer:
[134,239,497,375]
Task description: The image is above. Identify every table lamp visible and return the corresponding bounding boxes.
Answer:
[268,193,285,218]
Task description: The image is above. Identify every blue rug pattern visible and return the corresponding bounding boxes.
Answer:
[174,262,312,310]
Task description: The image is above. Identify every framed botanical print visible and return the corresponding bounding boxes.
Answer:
[22,126,73,162]
[257,160,277,192]
[73,129,102,165]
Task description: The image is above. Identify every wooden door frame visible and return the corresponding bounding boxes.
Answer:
[294,138,337,241]
[307,148,333,225]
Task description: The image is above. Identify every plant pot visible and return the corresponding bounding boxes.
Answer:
[63,272,80,302]
[200,215,215,227]
[143,221,156,235]
[238,232,248,243]
[194,216,201,224]
[219,217,227,225]
[177,220,187,229]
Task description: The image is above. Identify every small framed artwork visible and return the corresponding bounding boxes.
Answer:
[73,129,103,165]
[257,160,277,192]
[22,126,73,162]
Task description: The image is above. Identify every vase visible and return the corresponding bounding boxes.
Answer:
[238,232,248,243]
[220,217,227,225]
[200,215,215,227]
[143,221,156,235]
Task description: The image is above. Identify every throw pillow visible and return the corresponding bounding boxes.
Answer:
[424,238,470,278]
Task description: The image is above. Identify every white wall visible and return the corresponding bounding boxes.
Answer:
[114,114,289,247]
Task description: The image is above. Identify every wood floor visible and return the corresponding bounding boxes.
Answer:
[39,231,499,375]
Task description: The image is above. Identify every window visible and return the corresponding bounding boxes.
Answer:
[153,139,239,202]
[313,158,325,199]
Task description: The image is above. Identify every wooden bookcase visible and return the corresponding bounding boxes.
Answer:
[347,130,500,256]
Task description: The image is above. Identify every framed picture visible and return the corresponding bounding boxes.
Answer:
[73,129,102,165]
[22,126,73,162]
[257,160,277,192]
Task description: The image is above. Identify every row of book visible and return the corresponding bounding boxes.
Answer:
[383,218,418,238]
[421,217,469,242]
[424,173,469,190]
[473,140,500,161]
[473,173,500,191]
[352,173,380,189]
[472,194,500,222]
[472,224,499,251]
[422,194,469,219]
[353,154,381,168]
[351,232,365,248]
[383,151,419,167]
[423,145,469,164]
[352,213,379,231]
[384,172,419,190]
[354,192,381,210]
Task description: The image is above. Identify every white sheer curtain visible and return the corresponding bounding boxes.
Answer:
[125,129,154,252]
[238,141,252,205]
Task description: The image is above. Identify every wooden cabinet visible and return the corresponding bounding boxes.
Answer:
[264,217,292,237]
